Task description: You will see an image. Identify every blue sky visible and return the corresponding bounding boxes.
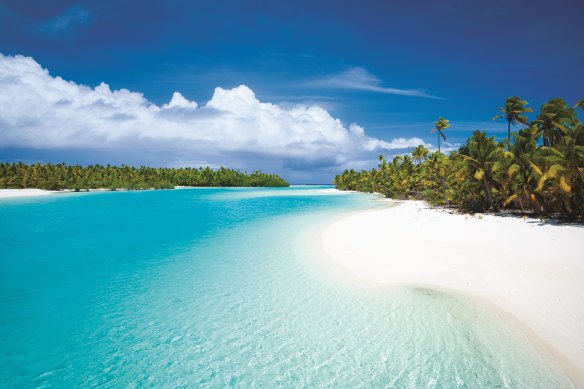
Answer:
[0,0,582,183]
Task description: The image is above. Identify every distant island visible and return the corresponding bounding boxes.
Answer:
[335,97,583,220]
[0,163,289,190]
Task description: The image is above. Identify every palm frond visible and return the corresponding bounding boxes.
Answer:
[529,162,543,176]
[461,155,479,163]
[507,164,520,178]
[503,194,518,206]
[560,176,572,193]
[473,169,485,181]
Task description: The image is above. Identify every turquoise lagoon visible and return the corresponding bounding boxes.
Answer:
[0,186,572,387]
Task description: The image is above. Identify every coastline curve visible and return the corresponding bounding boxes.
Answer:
[321,199,584,387]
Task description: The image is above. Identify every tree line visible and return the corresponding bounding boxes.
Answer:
[0,163,289,190]
[334,97,584,219]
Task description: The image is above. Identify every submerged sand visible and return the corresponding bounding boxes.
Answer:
[322,199,584,386]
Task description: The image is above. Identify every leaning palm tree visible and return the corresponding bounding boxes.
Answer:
[536,98,578,147]
[432,117,451,153]
[412,145,430,164]
[492,96,533,144]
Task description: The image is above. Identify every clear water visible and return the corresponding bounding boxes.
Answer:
[0,186,572,387]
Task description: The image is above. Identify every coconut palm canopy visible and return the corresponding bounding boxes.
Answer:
[492,97,533,144]
[336,97,584,219]
[432,117,451,153]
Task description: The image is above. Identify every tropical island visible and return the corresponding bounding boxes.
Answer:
[324,96,584,385]
[335,97,584,219]
[0,163,289,191]
[2,1,583,387]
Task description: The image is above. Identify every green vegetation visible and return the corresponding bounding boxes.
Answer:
[0,163,289,190]
[335,97,584,219]
[432,117,451,153]
[492,96,532,144]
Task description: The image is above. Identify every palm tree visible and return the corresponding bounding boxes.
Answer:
[426,152,452,204]
[502,125,545,213]
[458,131,504,210]
[432,117,451,153]
[537,124,584,216]
[412,145,430,164]
[378,154,386,168]
[492,96,533,145]
[402,155,414,175]
[536,98,578,147]
[331,95,584,218]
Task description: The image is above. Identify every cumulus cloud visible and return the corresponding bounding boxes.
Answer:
[163,92,199,109]
[309,67,441,99]
[0,54,430,181]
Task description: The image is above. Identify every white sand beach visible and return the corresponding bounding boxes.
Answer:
[0,189,58,198]
[322,200,584,386]
[0,188,139,199]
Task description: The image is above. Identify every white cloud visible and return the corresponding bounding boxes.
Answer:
[163,92,198,109]
[369,137,431,151]
[0,54,428,180]
[309,67,441,99]
[431,141,461,154]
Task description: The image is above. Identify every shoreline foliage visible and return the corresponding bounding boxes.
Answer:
[334,97,584,219]
[0,164,289,190]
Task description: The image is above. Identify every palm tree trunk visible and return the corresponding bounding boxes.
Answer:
[440,175,447,204]
[507,120,511,145]
[482,175,494,209]
[437,131,441,153]
[443,181,447,204]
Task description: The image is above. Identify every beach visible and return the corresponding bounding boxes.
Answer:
[0,189,58,198]
[322,199,584,386]
[0,188,158,199]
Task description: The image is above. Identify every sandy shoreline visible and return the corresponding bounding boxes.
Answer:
[0,188,61,198]
[322,199,584,386]
[0,186,300,199]
[0,188,162,199]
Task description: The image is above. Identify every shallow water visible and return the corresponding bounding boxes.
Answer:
[0,187,572,387]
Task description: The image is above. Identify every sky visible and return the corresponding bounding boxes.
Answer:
[0,0,582,183]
